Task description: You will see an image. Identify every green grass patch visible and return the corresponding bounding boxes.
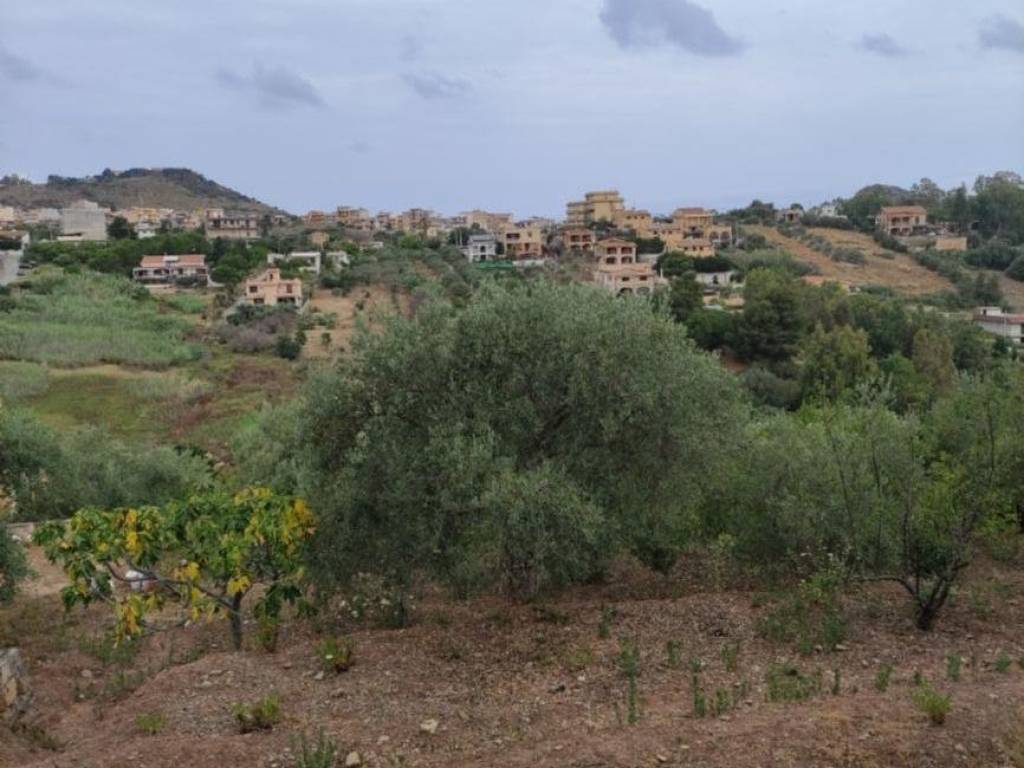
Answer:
[0,269,201,366]
[160,293,208,314]
[0,360,50,401]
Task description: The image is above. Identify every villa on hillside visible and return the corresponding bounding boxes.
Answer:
[461,233,498,263]
[974,307,1024,344]
[877,205,928,237]
[267,251,322,274]
[132,254,209,286]
[593,238,664,296]
[241,268,304,307]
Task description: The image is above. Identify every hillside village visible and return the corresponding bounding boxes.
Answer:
[2,168,1024,768]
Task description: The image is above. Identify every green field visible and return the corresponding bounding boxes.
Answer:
[0,269,201,367]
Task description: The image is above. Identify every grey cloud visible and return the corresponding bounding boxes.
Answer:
[217,63,325,108]
[979,14,1024,54]
[0,43,48,82]
[858,33,909,57]
[400,35,422,62]
[402,72,471,100]
[599,0,743,57]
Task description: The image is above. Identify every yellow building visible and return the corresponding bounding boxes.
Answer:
[566,190,625,225]
[241,268,304,307]
[503,225,544,259]
[593,239,661,296]
[615,208,653,235]
[336,207,372,231]
[561,227,595,253]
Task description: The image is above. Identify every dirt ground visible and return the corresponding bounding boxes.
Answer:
[3,548,1023,768]
[302,286,409,359]
[748,226,954,297]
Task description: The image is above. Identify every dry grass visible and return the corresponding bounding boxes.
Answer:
[748,226,954,297]
[302,285,409,358]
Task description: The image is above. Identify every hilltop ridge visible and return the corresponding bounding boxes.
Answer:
[0,168,286,214]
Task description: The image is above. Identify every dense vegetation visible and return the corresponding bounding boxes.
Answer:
[0,269,201,366]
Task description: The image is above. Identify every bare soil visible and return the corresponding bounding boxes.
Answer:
[749,226,954,297]
[3,550,1023,768]
[302,286,409,359]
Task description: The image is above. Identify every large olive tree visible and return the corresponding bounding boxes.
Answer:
[298,281,746,602]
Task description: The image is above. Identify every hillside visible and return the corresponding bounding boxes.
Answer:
[747,225,955,297]
[0,168,286,214]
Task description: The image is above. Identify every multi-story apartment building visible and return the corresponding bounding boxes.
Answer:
[303,210,331,226]
[503,225,544,259]
[615,209,654,235]
[566,200,588,227]
[593,238,661,296]
[565,190,625,226]
[877,206,928,237]
[460,210,515,233]
[59,200,108,241]
[561,227,595,253]
[206,210,260,240]
[336,206,372,231]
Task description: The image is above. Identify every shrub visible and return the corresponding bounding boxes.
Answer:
[756,567,846,654]
[233,694,282,733]
[946,654,962,682]
[135,713,165,736]
[996,652,1012,673]
[765,664,821,702]
[0,528,28,603]
[874,664,893,692]
[618,639,640,725]
[912,687,951,725]
[721,642,740,673]
[292,729,339,768]
[316,636,356,674]
[275,334,302,360]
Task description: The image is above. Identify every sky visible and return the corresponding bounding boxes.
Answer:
[1,0,1023,217]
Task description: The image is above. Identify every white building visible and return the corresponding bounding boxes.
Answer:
[461,233,498,263]
[60,200,107,241]
[694,270,737,291]
[268,251,322,275]
[974,307,1024,343]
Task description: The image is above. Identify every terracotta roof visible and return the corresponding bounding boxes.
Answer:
[880,205,927,215]
[975,312,1024,325]
[138,253,206,269]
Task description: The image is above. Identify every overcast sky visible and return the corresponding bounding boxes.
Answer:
[2,0,1023,216]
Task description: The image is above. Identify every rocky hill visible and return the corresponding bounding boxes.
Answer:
[0,168,287,214]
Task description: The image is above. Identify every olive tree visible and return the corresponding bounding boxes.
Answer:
[298,281,746,603]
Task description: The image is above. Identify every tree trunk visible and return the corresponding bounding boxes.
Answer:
[228,593,244,651]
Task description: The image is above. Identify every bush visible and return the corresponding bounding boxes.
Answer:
[275,334,302,360]
[135,713,165,736]
[912,687,951,725]
[0,529,28,603]
[292,729,339,768]
[233,694,281,733]
[316,636,355,674]
[765,664,821,702]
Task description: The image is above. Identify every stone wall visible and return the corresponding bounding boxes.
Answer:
[0,648,29,720]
